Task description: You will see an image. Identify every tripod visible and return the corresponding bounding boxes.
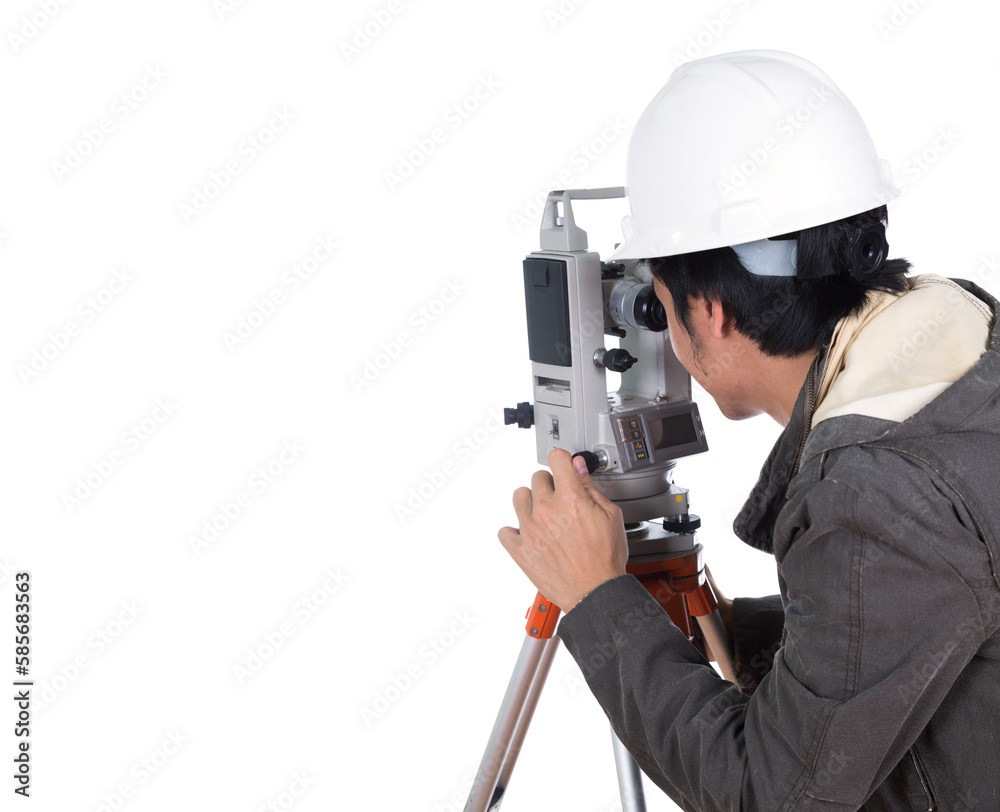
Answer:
[464,518,735,812]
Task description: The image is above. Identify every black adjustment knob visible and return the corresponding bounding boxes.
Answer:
[604,348,637,373]
[594,348,637,373]
[572,451,599,474]
[504,402,534,429]
[662,513,701,534]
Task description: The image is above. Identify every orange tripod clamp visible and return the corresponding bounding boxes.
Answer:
[525,593,560,639]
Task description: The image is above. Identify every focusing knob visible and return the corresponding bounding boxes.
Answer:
[504,402,534,429]
[593,348,638,373]
[607,349,637,373]
[572,450,608,473]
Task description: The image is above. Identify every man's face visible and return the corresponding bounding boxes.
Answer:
[651,276,699,379]
[651,276,761,421]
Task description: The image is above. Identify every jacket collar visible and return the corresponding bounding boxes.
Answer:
[732,349,823,553]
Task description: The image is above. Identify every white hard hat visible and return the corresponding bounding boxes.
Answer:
[609,50,899,262]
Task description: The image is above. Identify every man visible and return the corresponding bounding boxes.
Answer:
[498,51,1000,810]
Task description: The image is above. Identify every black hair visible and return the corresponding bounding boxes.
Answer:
[648,206,911,357]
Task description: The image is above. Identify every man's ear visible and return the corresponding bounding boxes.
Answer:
[701,298,737,341]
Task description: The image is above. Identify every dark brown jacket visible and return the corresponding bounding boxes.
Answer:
[558,280,1000,810]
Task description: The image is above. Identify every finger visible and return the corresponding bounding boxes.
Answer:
[530,468,555,495]
[547,448,584,494]
[548,448,606,505]
[497,525,520,552]
[511,486,533,522]
[570,454,602,498]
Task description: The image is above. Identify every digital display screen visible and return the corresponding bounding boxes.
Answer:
[648,414,698,451]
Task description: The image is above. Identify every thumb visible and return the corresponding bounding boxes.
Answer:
[562,451,622,521]
[572,454,604,501]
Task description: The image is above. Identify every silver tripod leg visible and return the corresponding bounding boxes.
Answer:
[611,729,647,812]
[464,601,735,812]
[695,609,736,684]
[464,634,560,812]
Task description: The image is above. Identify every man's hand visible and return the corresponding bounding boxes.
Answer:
[498,448,628,613]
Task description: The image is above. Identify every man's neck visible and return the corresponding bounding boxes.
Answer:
[753,351,818,427]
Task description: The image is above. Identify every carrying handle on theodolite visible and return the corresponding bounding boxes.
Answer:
[525,592,561,639]
[539,187,626,253]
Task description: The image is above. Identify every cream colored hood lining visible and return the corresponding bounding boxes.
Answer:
[812,275,991,428]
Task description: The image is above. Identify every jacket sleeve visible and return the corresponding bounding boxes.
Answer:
[731,595,784,694]
[557,473,993,811]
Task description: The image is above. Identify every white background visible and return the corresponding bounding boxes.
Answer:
[2,0,998,810]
